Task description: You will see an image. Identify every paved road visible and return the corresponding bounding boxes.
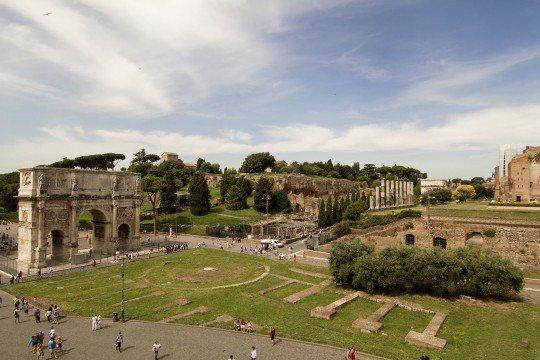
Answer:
[0,289,387,360]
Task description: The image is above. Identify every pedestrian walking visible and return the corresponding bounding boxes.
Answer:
[48,267,53,277]
[36,343,45,360]
[34,308,41,323]
[115,332,123,352]
[92,314,98,330]
[37,268,42,279]
[269,326,276,346]
[48,337,58,359]
[49,326,56,340]
[56,337,62,354]
[250,346,257,360]
[228,356,235,360]
[14,308,20,323]
[152,340,161,360]
[350,345,356,360]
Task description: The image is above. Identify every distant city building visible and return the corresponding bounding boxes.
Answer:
[420,179,448,194]
[495,146,540,202]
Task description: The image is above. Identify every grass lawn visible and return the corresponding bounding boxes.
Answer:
[6,248,539,360]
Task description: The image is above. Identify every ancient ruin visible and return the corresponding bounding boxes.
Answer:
[17,167,141,272]
[370,178,414,210]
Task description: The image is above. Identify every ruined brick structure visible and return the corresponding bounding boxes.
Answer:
[495,146,540,202]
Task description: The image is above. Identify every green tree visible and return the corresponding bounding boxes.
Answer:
[0,172,19,212]
[453,185,476,201]
[188,171,211,215]
[326,196,334,226]
[159,172,178,215]
[254,177,273,213]
[333,196,340,222]
[318,199,326,227]
[240,152,275,173]
[225,184,247,210]
[342,200,368,221]
[271,190,291,213]
[141,175,166,234]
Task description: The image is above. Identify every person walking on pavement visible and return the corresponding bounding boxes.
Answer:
[34,308,41,323]
[250,346,257,360]
[270,326,276,346]
[152,340,161,360]
[115,332,123,352]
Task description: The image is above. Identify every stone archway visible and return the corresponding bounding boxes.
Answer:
[404,234,415,246]
[433,237,447,249]
[17,167,141,272]
[466,232,484,248]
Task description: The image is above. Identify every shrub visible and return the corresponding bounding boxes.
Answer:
[330,241,524,297]
[403,222,414,230]
[483,228,496,237]
[333,221,351,237]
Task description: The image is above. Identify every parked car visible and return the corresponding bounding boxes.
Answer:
[260,239,284,248]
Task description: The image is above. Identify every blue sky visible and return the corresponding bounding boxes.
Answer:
[1,0,539,179]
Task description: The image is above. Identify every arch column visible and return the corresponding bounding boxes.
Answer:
[69,197,79,261]
[34,199,47,268]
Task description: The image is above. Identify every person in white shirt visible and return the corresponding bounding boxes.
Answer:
[250,346,257,360]
[152,340,161,360]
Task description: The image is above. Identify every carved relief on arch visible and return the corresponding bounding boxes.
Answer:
[44,209,70,227]
[118,206,134,218]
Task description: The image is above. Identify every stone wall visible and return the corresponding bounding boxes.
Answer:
[349,217,540,272]
[205,174,369,217]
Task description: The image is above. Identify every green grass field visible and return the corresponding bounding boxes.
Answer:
[6,248,539,360]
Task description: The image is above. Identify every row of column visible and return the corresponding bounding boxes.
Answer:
[369,179,414,210]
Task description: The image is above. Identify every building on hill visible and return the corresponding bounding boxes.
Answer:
[420,179,448,194]
[495,146,540,202]
[159,152,197,170]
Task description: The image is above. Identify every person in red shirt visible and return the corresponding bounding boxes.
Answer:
[350,345,356,360]
[269,327,276,346]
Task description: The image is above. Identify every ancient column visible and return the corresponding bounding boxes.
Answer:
[375,187,380,209]
[381,179,386,208]
[69,198,79,261]
[34,200,47,268]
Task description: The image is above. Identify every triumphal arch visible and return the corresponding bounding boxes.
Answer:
[17,167,141,271]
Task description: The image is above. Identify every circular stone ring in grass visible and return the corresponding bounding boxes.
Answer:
[143,253,271,291]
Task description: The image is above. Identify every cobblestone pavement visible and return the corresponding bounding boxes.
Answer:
[0,289,388,360]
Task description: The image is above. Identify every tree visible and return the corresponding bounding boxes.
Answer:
[326,196,334,226]
[49,153,126,170]
[240,152,275,173]
[271,190,291,213]
[188,171,211,215]
[225,185,247,210]
[318,199,326,227]
[453,185,476,201]
[141,175,166,234]
[0,172,19,212]
[254,177,273,213]
[128,149,160,177]
[333,196,341,223]
[342,199,368,221]
[159,172,178,215]
[421,189,452,205]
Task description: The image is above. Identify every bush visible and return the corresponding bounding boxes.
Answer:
[333,221,351,237]
[483,228,496,237]
[403,222,414,230]
[330,241,524,297]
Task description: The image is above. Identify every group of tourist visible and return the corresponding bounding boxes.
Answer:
[233,319,253,333]
[27,328,62,359]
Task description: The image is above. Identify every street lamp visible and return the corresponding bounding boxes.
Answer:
[175,202,178,236]
[115,240,125,323]
[421,194,435,236]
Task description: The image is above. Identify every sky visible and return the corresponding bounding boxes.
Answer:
[1,0,539,180]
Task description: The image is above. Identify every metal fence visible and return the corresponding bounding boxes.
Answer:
[0,254,17,275]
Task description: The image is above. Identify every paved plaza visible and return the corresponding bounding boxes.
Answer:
[0,289,388,360]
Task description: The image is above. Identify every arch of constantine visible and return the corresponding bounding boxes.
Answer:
[17,167,141,272]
